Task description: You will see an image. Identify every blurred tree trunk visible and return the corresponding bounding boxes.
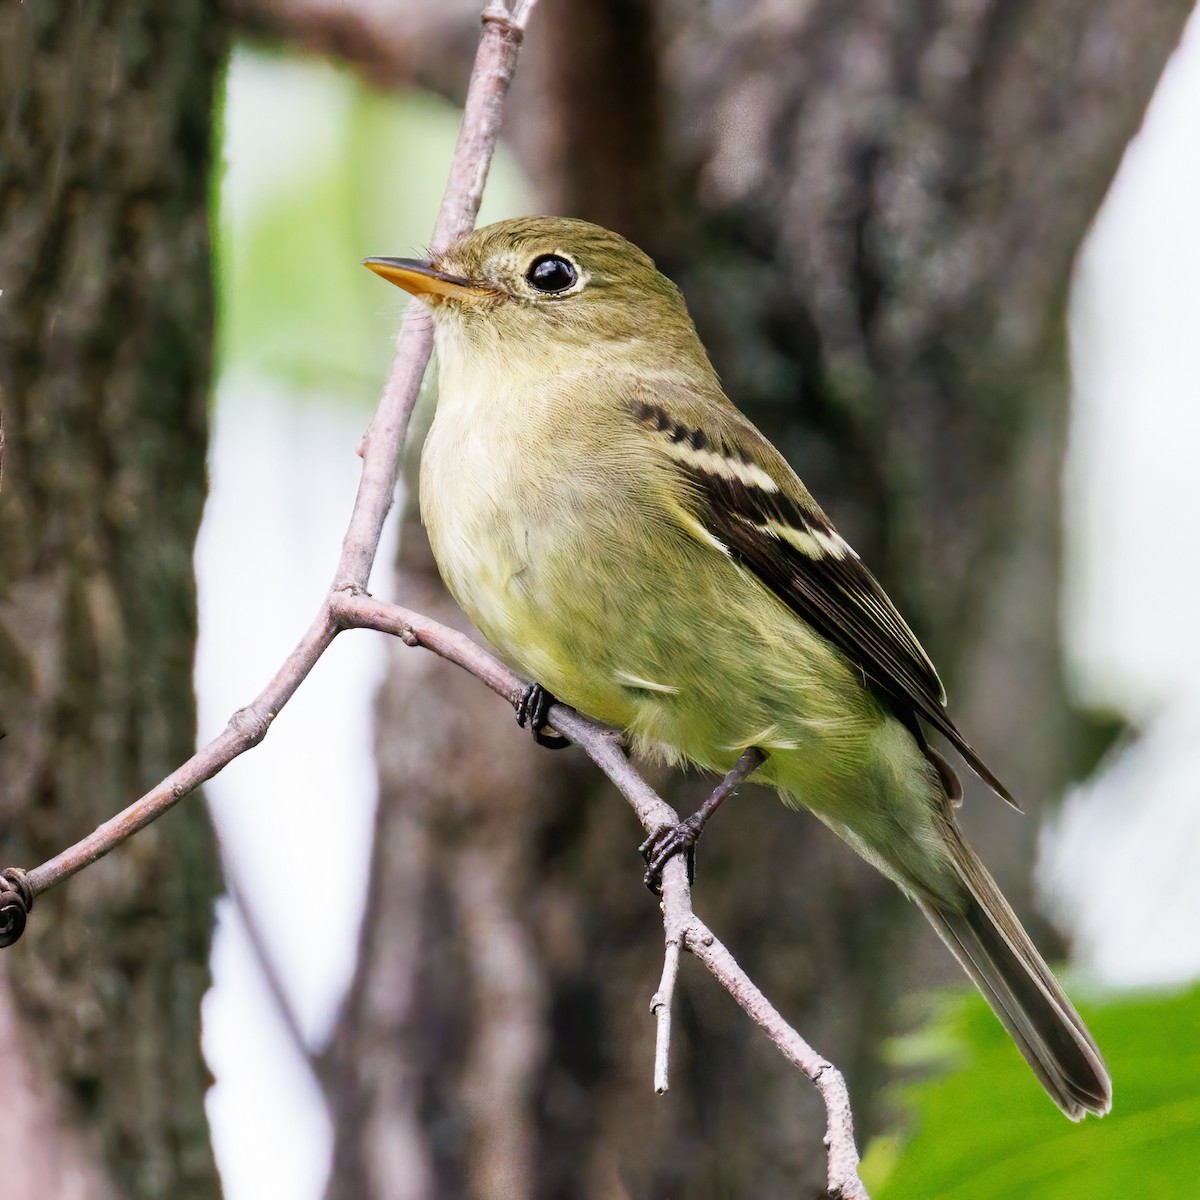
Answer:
[0,2,224,1197]
[316,1,1192,1196]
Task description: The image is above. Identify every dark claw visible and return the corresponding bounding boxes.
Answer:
[516,682,570,749]
[636,748,765,896]
[638,813,705,895]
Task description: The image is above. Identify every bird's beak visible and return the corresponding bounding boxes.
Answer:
[362,257,495,302]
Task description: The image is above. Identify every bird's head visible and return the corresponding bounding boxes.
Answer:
[364,216,709,374]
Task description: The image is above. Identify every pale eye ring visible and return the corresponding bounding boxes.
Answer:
[525,254,578,294]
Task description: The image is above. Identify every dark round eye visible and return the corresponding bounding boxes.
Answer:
[525,254,578,294]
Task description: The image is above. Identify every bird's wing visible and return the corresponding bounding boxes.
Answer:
[627,390,1016,807]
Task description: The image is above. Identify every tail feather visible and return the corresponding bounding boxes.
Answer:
[916,831,1111,1120]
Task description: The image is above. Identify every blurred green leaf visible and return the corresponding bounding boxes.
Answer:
[213,46,531,400]
[868,984,1200,1200]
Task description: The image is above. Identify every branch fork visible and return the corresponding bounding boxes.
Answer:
[0,3,869,1195]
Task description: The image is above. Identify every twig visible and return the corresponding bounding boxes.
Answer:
[20,612,337,897]
[0,4,870,1193]
[650,936,681,1095]
[336,0,530,589]
[688,922,867,1199]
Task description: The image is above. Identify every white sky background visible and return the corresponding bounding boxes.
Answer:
[1042,11,1200,987]
[197,55,397,1200]
[197,383,381,1200]
[198,20,1200,1199]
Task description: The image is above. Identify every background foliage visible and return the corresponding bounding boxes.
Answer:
[869,986,1200,1198]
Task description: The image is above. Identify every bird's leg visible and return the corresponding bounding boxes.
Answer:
[515,681,571,749]
[640,747,766,894]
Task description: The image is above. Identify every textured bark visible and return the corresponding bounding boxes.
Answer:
[321,1,1192,1196]
[0,2,224,1197]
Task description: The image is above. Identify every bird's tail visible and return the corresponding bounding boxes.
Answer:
[914,826,1112,1120]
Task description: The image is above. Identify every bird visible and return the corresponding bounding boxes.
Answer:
[364,216,1111,1119]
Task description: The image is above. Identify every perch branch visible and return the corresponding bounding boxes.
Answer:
[0,3,869,1194]
[688,922,867,1199]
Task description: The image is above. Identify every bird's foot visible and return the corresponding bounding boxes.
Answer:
[515,682,570,749]
[639,815,704,895]
[637,747,766,895]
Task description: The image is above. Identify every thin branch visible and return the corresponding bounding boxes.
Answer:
[25,609,338,895]
[336,0,530,590]
[650,936,681,1095]
[687,922,867,1199]
[0,4,871,1193]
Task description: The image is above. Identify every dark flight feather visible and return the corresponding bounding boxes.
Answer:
[629,396,1017,808]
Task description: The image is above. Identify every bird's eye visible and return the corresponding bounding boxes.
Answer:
[525,254,578,294]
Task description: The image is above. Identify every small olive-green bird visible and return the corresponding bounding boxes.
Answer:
[365,216,1110,1119]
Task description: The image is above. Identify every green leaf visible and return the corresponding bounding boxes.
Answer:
[213,45,532,401]
[870,984,1200,1200]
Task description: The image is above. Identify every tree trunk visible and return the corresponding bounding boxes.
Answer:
[0,2,224,1196]
[323,1,1192,1195]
